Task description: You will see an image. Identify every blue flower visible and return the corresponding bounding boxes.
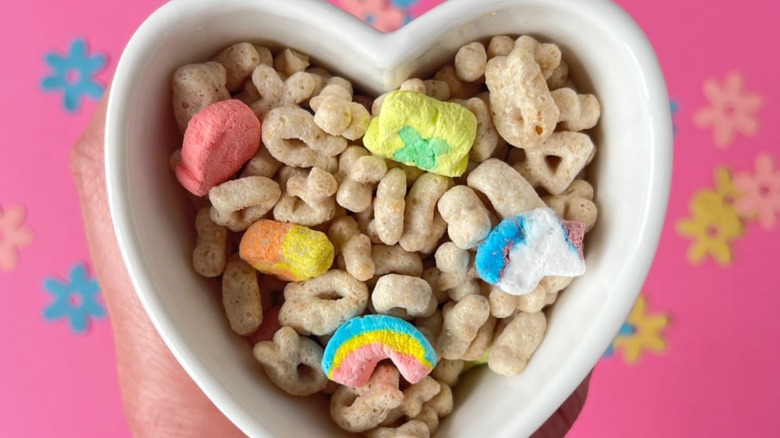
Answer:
[602,321,635,358]
[41,37,106,113]
[43,263,106,333]
[671,99,679,137]
[391,0,419,8]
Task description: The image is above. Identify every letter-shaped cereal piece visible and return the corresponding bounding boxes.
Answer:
[512,131,596,195]
[175,99,261,196]
[322,314,437,388]
[336,146,387,213]
[475,208,585,295]
[437,295,490,360]
[363,91,477,177]
[172,62,230,132]
[222,255,262,335]
[486,47,559,148]
[279,270,368,336]
[488,311,546,376]
[371,274,437,319]
[209,176,281,232]
[192,207,228,277]
[543,179,598,231]
[262,106,345,170]
[437,185,492,249]
[467,158,544,218]
[274,167,338,226]
[399,173,452,253]
[328,216,375,281]
[239,219,334,282]
[373,168,407,246]
[330,363,404,432]
[514,36,562,80]
[253,327,328,395]
[551,88,601,132]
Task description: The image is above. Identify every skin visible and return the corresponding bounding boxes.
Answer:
[70,94,589,437]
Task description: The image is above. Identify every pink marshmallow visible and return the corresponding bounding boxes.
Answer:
[175,99,261,196]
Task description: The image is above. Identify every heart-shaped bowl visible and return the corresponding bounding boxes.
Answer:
[105,0,672,436]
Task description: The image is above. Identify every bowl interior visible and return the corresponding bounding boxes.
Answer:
[106,0,671,436]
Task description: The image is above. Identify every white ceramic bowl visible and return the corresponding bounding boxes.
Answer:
[105,0,672,436]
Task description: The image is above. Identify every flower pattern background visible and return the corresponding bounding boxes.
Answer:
[0,0,778,437]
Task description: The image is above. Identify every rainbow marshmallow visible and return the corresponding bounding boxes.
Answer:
[322,314,437,388]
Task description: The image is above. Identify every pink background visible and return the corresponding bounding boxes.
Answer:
[2,0,778,436]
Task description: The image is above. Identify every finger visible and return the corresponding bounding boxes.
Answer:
[71,93,245,437]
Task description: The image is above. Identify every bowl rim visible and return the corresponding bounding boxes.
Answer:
[105,0,673,436]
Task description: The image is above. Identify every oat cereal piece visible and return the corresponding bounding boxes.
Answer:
[213,42,261,92]
[322,315,437,387]
[278,270,368,336]
[221,255,263,335]
[514,36,562,80]
[328,216,375,281]
[373,168,407,246]
[413,406,440,435]
[547,59,569,90]
[311,78,371,140]
[364,91,477,178]
[454,95,501,162]
[455,42,488,83]
[330,363,405,433]
[437,185,492,249]
[512,131,596,195]
[372,274,437,319]
[209,176,281,232]
[274,48,310,78]
[366,420,431,438]
[176,99,261,196]
[399,78,426,94]
[433,65,481,99]
[274,167,338,226]
[488,311,546,376]
[423,80,451,101]
[415,309,443,347]
[386,160,425,184]
[240,147,282,179]
[515,276,573,313]
[435,242,480,301]
[487,35,515,58]
[551,87,601,132]
[437,294,491,360]
[253,326,328,396]
[250,65,320,118]
[425,380,454,418]
[239,220,334,282]
[262,106,345,170]
[400,376,441,418]
[430,360,464,387]
[171,62,230,132]
[336,146,387,213]
[486,47,559,148]
[253,45,274,67]
[461,315,497,361]
[467,158,544,218]
[544,179,598,231]
[192,207,228,277]
[399,173,452,253]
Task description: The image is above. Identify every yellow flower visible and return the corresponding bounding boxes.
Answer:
[676,168,744,266]
[613,296,669,364]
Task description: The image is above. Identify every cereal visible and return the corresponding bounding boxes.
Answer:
[262,106,344,170]
[171,62,230,132]
[273,167,338,226]
[328,216,375,281]
[213,42,261,92]
[467,158,544,218]
[544,179,598,231]
[336,146,387,213]
[486,46,559,148]
[364,91,477,177]
[330,363,404,433]
[192,207,228,278]
[279,270,368,336]
[488,311,546,376]
[239,219,334,282]
[476,208,586,295]
[253,326,329,396]
[171,35,602,435]
[373,168,407,246]
[209,176,281,232]
[437,294,491,360]
[371,274,437,319]
[399,173,452,253]
[455,42,488,83]
[322,314,437,387]
[512,131,596,195]
[221,255,263,335]
[437,185,492,249]
[175,99,261,196]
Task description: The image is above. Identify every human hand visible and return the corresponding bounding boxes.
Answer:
[70,94,589,438]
